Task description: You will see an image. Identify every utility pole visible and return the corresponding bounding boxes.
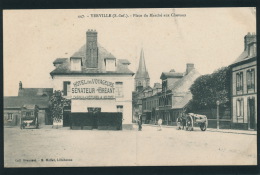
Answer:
[216,100,220,130]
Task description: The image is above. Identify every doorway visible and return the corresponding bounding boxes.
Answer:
[248,98,255,130]
[87,107,101,129]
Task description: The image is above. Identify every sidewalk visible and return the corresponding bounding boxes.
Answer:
[141,124,257,135]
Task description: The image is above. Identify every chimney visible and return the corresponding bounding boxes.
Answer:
[186,63,194,75]
[86,29,98,68]
[19,81,22,90]
[244,32,256,51]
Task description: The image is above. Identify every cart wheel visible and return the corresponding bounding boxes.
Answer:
[200,118,208,131]
[186,115,193,131]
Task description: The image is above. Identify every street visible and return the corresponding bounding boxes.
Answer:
[4,125,257,167]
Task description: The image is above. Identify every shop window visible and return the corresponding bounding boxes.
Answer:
[236,72,243,92]
[63,81,71,96]
[115,82,123,97]
[117,105,123,113]
[247,69,255,91]
[7,113,13,121]
[236,99,244,117]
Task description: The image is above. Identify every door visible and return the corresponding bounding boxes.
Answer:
[63,110,71,127]
[87,107,101,129]
[248,98,255,129]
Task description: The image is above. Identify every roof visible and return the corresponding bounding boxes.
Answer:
[118,59,131,65]
[231,35,257,66]
[50,43,134,76]
[153,83,162,89]
[160,72,184,79]
[135,48,150,79]
[21,104,39,110]
[169,69,201,93]
[53,58,68,64]
[18,88,53,97]
[4,96,50,109]
[172,92,192,109]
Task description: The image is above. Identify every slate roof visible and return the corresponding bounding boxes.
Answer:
[153,83,162,89]
[160,72,184,79]
[135,48,150,79]
[172,92,192,109]
[50,43,134,76]
[169,69,201,93]
[4,96,49,109]
[118,59,131,65]
[53,58,68,64]
[231,37,257,66]
[18,88,53,97]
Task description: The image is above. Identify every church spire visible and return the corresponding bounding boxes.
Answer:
[135,48,149,79]
[135,48,150,91]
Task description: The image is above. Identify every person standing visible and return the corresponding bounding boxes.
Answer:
[158,118,162,131]
[138,114,142,131]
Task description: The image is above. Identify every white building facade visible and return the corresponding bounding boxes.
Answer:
[50,29,134,129]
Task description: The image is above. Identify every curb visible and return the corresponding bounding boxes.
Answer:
[141,124,257,135]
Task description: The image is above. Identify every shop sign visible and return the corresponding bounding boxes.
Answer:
[71,79,115,100]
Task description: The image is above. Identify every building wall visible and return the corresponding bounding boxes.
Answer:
[4,109,47,126]
[52,75,134,124]
[231,60,257,130]
[4,109,20,126]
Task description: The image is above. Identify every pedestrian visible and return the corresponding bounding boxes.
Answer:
[181,113,187,130]
[138,115,142,131]
[158,118,162,131]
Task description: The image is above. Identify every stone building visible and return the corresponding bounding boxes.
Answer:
[50,29,134,129]
[229,33,257,130]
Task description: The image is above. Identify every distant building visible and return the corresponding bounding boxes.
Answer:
[132,49,151,121]
[50,29,134,129]
[4,82,52,126]
[229,32,257,130]
[157,63,201,125]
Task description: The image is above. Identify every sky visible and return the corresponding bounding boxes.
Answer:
[3,8,256,96]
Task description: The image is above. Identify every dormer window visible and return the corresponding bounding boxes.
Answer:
[70,57,82,71]
[105,58,116,71]
[249,43,257,57]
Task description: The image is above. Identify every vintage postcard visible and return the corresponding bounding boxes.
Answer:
[3,8,257,167]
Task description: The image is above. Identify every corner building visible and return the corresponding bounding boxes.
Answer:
[50,29,134,129]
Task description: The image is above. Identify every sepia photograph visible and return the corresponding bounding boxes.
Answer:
[3,8,257,167]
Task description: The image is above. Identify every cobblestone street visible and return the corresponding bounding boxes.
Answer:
[4,125,257,167]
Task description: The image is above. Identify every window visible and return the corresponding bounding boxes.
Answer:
[115,82,123,97]
[162,80,167,92]
[236,99,244,117]
[117,105,123,113]
[105,58,116,71]
[7,113,13,121]
[71,58,81,71]
[236,72,243,92]
[63,81,71,96]
[247,69,255,91]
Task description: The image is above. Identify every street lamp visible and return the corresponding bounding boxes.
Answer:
[216,100,220,130]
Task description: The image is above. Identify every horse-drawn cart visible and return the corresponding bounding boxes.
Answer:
[177,113,208,131]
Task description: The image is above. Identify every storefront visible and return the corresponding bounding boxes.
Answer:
[50,29,134,130]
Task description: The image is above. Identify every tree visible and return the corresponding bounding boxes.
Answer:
[49,90,71,128]
[187,66,231,111]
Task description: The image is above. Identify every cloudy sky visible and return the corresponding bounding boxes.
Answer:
[3,8,256,96]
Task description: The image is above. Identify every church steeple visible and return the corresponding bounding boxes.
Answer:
[135,48,150,91]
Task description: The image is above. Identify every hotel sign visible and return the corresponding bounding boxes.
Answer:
[71,79,115,100]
